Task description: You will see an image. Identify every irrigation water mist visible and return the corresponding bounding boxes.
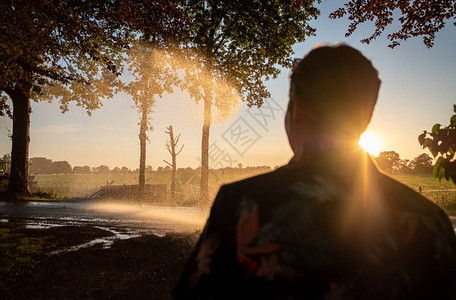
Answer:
[126,44,242,127]
[87,201,209,231]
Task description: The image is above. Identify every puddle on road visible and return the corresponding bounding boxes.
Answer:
[0,201,207,253]
[50,226,151,255]
[25,223,65,229]
[11,218,167,254]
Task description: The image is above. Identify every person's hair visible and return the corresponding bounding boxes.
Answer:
[290,44,381,137]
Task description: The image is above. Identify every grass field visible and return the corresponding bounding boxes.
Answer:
[31,167,272,203]
[391,174,456,216]
[31,170,456,215]
[391,174,456,191]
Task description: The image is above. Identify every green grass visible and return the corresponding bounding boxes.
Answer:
[391,174,455,191]
[33,173,149,198]
[0,225,55,288]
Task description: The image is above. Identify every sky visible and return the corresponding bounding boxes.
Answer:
[1,2,455,170]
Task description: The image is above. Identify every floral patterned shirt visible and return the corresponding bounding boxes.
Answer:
[174,153,456,299]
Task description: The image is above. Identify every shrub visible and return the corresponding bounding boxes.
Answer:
[0,178,8,192]
[32,189,57,199]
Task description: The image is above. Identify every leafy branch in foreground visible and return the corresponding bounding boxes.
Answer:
[419,105,456,182]
[330,0,456,48]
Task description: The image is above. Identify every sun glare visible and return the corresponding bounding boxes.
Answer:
[358,132,382,156]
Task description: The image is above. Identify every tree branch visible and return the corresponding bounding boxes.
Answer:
[174,133,181,145]
[176,144,184,156]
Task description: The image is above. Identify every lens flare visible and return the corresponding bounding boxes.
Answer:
[358,132,382,156]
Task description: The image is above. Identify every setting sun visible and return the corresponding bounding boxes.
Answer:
[359,132,382,156]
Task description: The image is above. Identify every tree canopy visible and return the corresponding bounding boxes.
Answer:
[1,0,126,98]
[330,0,456,48]
[375,151,402,174]
[409,153,433,174]
[1,0,184,111]
[0,0,185,194]
[181,0,318,107]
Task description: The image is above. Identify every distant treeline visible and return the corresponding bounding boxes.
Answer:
[1,153,434,176]
[374,151,433,175]
[27,157,273,175]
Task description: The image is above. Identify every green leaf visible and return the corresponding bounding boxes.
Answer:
[434,163,445,181]
[418,133,426,146]
[431,123,441,134]
[451,114,456,126]
[434,156,444,167]
[423,138,434,149]
[433,157,446,181]
[453,104,456,113]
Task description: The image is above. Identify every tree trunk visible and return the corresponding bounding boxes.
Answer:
[165,126,183,204]
[200,96,211,206]
[138,102,148,197]
[7,85,31,195]
[168,126,176,202]
[171,158,176,201]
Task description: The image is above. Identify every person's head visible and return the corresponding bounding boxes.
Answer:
[285,44,381,157]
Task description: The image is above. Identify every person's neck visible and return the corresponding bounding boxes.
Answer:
[289,136,362,169]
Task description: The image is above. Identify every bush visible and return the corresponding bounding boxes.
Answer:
[32,189,57,199]
[0,178,8,192]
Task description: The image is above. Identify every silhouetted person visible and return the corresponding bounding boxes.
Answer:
[174,45,456,299]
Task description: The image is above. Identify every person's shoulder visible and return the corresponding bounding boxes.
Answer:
[377,172,450,219]
[209,166,292,220]
[213,165,295,208]
[221,165,290,194]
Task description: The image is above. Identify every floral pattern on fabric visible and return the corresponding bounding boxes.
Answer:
[187,234,219,289]
[195,237,218,280]
[236,200,280,278]
[174,155,456,299]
